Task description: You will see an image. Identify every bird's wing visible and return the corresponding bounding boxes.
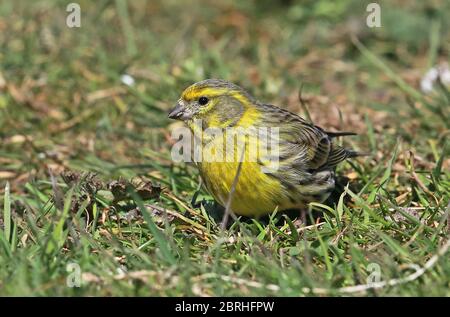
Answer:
[257,104,354,171]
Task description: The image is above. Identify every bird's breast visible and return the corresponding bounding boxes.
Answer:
[196,135,284,216]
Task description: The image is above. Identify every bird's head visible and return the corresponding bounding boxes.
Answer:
[169,79,256,128]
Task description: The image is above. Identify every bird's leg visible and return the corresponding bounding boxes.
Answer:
[190,179,203,208]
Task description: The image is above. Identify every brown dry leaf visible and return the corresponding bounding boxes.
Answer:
[48,106,101,132]
[15,173,31,183]
[247,66,262,86]
[86,87,126,104]
[217,10,248,30]
[346,172,359,180]
[127,67,161,82]
[47,163,66,174]
[132,178,162,201]
[0,171,16,179]
[28,90,52,113]
[98,228,112,239]
[390,207,425,224]
[4,135,28,144]
[107,178,128,202]
[82,272,102,283]
[73,61,106,82]
[114,270,157,282]
[107,177,161,203]
[20,233,28,247]
[7,84,28,104]
[0,158,17,164]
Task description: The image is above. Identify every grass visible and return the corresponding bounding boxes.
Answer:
[0,0,449,296]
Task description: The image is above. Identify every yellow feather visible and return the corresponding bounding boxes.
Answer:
[199,132,284,216]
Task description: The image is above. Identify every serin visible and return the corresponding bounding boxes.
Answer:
[169,79,360,217]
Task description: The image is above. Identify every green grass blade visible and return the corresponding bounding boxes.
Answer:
[115,0,137,58]
[3,182,11,243]
[352,37,423,101]
[130,190,177,265]
[46,187,74,255]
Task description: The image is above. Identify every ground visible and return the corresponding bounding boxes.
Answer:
[0,0,449,296]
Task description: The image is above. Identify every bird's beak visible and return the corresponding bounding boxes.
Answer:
[168,100,190,120]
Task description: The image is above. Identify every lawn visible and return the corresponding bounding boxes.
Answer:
[0,0,449,296]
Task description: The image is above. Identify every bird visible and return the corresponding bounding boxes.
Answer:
[169,79,360,217]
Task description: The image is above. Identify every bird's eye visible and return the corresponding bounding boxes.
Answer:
[198,96,209,105]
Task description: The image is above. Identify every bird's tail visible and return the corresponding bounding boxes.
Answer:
[326,131,370,158]
[346,149,370,158]
[326,131,357,138]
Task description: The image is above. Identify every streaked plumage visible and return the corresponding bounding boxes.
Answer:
[169,79,359,217]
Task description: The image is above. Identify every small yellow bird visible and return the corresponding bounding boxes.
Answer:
[169,79,359,217]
